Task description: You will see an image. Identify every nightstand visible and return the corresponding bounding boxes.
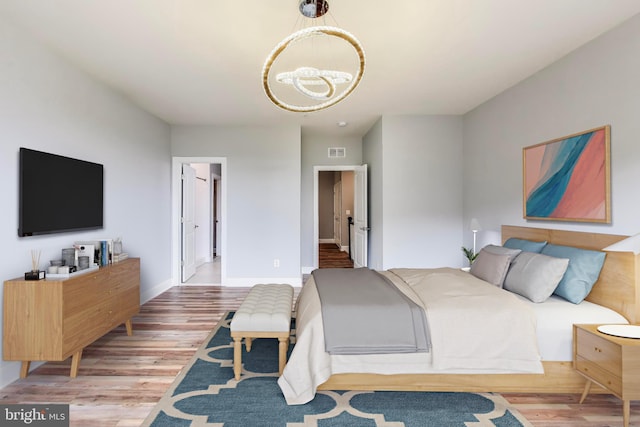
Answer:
[573,324,640,427]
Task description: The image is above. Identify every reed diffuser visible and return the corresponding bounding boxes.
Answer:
[25,249,45,280]
[31,249,40,272]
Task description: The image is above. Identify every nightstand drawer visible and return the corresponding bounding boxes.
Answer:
[576,328,622,376]
[576,356,622,396]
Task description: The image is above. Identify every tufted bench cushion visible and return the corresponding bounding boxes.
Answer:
[230,284,293,380]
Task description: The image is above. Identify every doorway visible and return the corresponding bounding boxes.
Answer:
[172,157,227,285]
[313,165,368,270]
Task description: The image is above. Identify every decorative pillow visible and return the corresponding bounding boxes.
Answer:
[503,252,570,303]
[481,245,522,263]
[540,244,606,304]
[503,238,547,253]
[470,249,513,287]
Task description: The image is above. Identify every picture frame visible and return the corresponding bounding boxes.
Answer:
[523,125,611,223]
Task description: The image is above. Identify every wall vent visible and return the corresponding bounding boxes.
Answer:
[328,147,346,158]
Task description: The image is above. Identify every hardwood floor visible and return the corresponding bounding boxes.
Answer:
[1,283,638,426]
[319,242,354,268]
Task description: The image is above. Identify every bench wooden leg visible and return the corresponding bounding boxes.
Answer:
[278,337,288,376]
[245,337,252,352]
[233,337,243,380]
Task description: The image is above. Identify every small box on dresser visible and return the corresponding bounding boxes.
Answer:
[574,323,640,427]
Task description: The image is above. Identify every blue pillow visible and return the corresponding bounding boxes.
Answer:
[503,238,547,253]
[540,243,606,304]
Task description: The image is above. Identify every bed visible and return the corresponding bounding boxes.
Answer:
[278,226,640,405]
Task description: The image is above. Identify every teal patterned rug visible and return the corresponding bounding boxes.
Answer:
[142,312,532,427]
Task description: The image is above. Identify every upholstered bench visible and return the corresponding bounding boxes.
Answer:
[230,284,293,380]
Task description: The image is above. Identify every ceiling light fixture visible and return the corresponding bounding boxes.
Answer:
[299,0,329,18]
[262,0,366,113]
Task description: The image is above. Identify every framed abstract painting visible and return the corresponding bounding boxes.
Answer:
[523,125,611,223]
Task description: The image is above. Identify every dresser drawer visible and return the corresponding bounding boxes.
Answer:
[576,355,622,396]
[575,328,622,376]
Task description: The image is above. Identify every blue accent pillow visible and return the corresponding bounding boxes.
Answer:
[540,243,606,304]
[503,238,547,253]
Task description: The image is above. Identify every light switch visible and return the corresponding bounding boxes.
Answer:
[346,210,351,215]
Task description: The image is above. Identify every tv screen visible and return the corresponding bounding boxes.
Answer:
[18,148,104,237]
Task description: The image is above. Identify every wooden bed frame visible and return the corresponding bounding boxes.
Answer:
[318,225,640,394]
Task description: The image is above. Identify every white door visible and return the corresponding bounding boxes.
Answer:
[354,165,368,268]
[333,181,342,247]
[181,164,197,281]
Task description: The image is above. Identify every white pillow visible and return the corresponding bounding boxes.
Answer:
[481,244,522,263]
[503,252,569,303]
[470,249,513,287]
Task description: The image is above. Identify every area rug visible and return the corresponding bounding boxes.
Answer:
[142,312,532,427]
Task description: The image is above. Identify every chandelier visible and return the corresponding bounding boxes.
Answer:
[262,0,366,113]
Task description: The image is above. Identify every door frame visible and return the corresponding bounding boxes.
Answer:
[313,165,360,270]
[172,157,227,285]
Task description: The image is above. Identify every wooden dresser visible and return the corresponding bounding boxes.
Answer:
[3,258,140,378]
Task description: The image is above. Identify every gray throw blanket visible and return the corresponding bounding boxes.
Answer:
[312,268,430,355]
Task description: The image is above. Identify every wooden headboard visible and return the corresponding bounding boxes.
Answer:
[502,225,640,324]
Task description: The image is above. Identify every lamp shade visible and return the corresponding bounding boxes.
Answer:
[603,233,640,255]
[469,218,482,232]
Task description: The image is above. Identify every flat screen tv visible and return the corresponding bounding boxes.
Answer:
[18,148,104,237]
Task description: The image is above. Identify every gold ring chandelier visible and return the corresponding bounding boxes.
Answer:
[262,1,366,113]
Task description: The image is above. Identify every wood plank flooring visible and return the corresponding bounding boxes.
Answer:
[1,284,639,426]
[319,243,354,268]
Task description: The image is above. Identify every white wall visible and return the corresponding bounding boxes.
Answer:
[318,172,335,240]
[171,125,302,285]
[365,116,464,270]
[0,18,172,388]
[463,13,640,240]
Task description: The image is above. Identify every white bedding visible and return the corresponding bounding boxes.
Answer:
[279,267,542,405]
[521,294,628,360]
[278,267,629,405]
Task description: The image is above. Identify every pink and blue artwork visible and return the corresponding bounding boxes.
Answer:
[523,125,610,223]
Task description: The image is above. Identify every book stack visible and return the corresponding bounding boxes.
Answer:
[113,252,129,263]
[99,240,111,266]
[75,239,122,267]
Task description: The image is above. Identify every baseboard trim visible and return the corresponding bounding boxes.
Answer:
[319,239,335,244]
[141,278,174,304]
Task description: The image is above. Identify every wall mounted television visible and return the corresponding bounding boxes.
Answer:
[18,148,104,237]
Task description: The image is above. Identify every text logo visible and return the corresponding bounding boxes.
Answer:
[0,405,69,426]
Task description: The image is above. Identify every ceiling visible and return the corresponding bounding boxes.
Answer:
[2,1,640,138]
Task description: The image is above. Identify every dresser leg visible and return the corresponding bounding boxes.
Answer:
[125,319,133,336]
[579,379,592,404]
[70,350,83,378]
[20,361,31,378]
[623,399,630,427]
